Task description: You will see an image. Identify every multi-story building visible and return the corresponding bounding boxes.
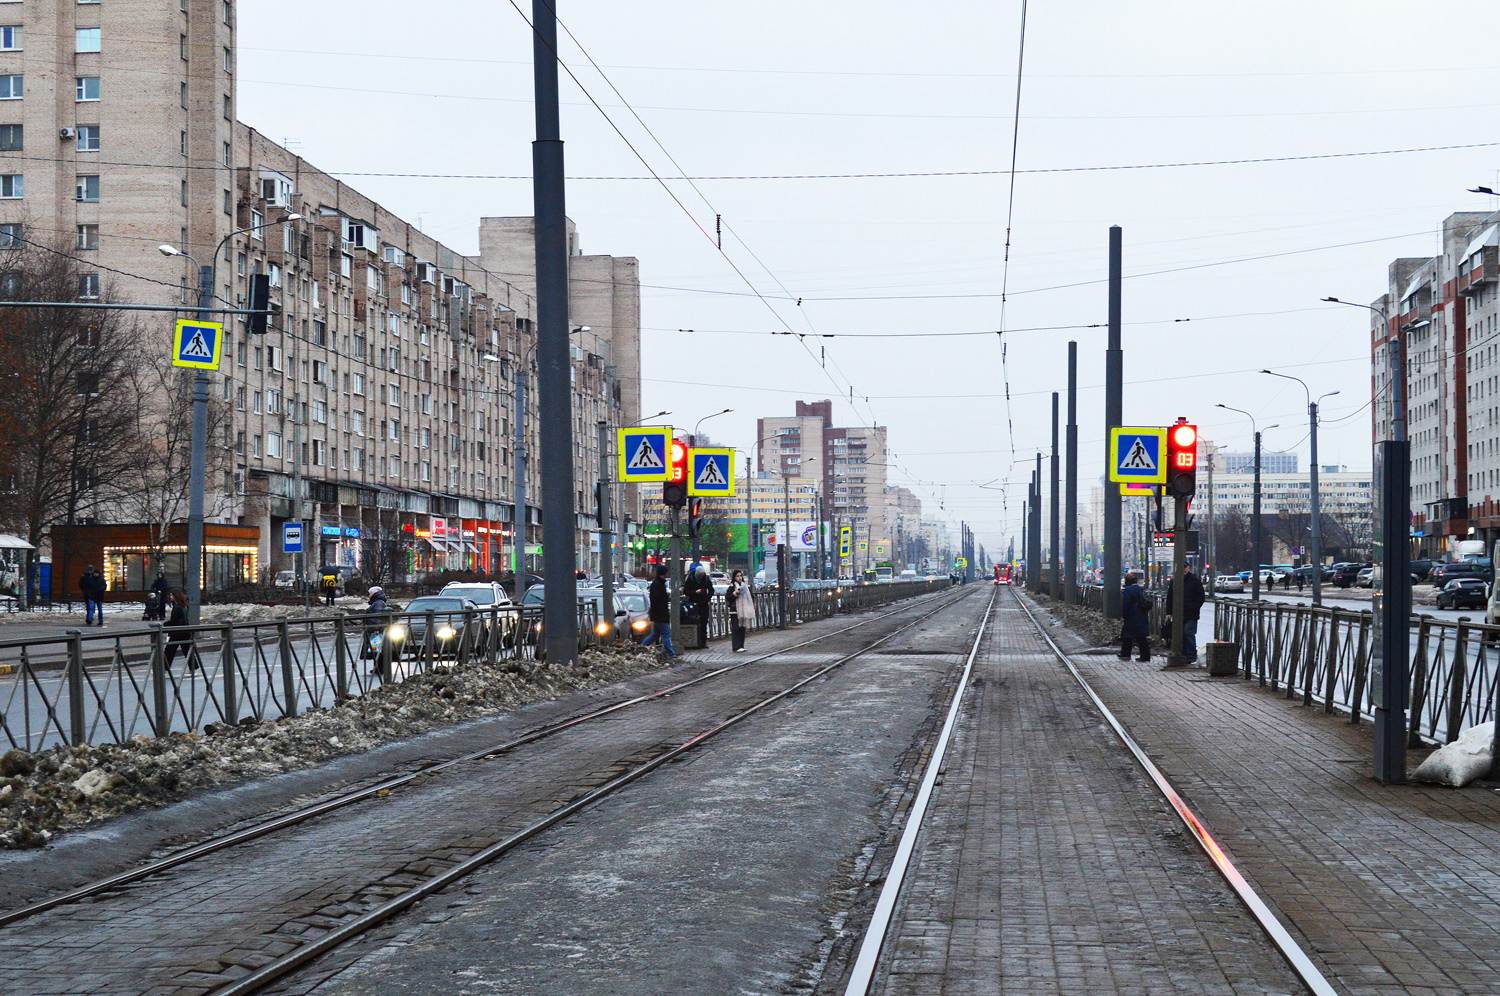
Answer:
[0,1,641,585]
[1220,450,1298,475]
[1210,470,1372,518]
[756,400,889,559]
[885,485,923,568]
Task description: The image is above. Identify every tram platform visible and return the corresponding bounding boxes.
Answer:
[865,589,1500,995]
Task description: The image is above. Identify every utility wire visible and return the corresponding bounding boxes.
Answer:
[995,0,1030,476]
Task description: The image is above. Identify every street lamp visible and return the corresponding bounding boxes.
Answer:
[1215,405,1277,602]
[1322,297,1402,441]
[1259,370,1336,606]
[159,212,301,624]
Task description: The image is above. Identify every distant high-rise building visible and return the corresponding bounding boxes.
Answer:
[1221,451,1298,475]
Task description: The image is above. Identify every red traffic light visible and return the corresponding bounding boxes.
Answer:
[669,440,688,483]
[1166,419,1198,496]
[662,438,689,507]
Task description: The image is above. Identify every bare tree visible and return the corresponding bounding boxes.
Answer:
[1213,507,1252,572]
[359,512,413,585]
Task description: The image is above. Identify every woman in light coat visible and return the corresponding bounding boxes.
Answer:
[728,570,756,652]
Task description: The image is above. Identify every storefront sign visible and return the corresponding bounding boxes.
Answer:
[320,526,342,537]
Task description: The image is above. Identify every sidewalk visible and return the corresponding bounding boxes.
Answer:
[867,592,1302,994]
[1031,593,1500,996]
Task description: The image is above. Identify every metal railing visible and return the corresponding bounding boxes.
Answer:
[0,601,598,752]
[1214,599,1500,747]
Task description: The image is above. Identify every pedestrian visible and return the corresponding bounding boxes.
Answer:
[687,564,712,647]
[1295,569,1304,592]
[728,569,755,652]
[640,565,676,657]
[147,570,171,621]
[163,590,198,671]
[1283,571,1292,591]
[79,565,106,626]
[361,585,392,665]
[1162,566,1207,663]
[1118,571,1153,662]
[322,569,338,607]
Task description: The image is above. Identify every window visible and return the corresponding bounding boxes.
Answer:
[252,346,262,370]
[180,34,187,60]
[269,346,283,371]
[0,124,19,150]
[76,28,100,53]
[388,382,399,407]
[340,253,351,277]
[312,360,327,384]
[76,77,99,102]
[76,175,98,201]
[0,26,21,51]
[222,94,230,120]
[311,399,327,424]
[236,340,245,366]
[0,75,21,99]
[76,224,97,250]
[0,271,17,298]
[77,273,99,299]
[179,81,186,108]
[223,189,230,214]
[0,175,19,199]
[267,432,282,458]
[250,209,262,236]
[367,266,378,291]
[222,141,230,167]
[313,319,326,345]
[352,372,364,395]
[76,125,99,151]
[252,434,261,458]
[223,46,231,72]
[312,439,325,466]
[267,388,281,414]
[352,411,364,436]
[0,223,18,249]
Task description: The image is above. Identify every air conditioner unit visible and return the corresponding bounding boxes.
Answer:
[59,127,75,139]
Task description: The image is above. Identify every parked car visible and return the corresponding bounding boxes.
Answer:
[1430,561,1487,586]
[1356,566,1375,588]
[1437,578,1489,610]
[439,581,512,608]
[273,570,297,588]
[1214,575,1244,593]
[522,585,633,640]
[1330,563,1364,588]
[385,595,479,658]
[1408,559,1435,583]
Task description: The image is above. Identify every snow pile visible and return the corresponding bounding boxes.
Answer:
[0,642,668,848]
[1412,722,1495,787]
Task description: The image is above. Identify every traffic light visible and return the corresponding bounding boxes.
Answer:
[662,438,688,507]
[688,497,703,537]
[247,272,271,335]
[1166,419,1198,497]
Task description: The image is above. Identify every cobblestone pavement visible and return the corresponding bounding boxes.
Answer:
[858,592,1303,995]
[1033,590,1500,996]
[0,587,975,996]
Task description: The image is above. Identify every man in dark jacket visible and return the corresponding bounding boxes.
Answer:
[640,565,676,658]
[1118,572,1151,662]
[1163,567,1207,662]
[683,564,712,647]
[147,571,171,622]
[79,565,106,626]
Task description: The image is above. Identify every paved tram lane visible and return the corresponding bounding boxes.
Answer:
[0,587,983,996]
[855,592,1302,995]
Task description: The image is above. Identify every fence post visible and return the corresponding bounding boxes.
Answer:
[278,617,298,719]
[1350,612,1369,725]
[1302,607,1321,706]
[1284,606,1303,699]
[377,610,395,683]
[65,628,85,746]
[424,608,437,672]
[1408,616,1432,748]
[150,623,169,737]
[220,619,238,726]
[1322,609,1340,713]
[1449,618,1470,744]
[334,615,348,702]
[1270,603,1284,691]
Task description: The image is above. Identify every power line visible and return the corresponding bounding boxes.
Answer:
[995,0,1030,474]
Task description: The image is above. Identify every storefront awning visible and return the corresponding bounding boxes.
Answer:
[422,537,445,551]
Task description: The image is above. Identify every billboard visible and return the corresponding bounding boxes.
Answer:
[763,521,822,552]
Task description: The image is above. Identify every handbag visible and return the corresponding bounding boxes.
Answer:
[1159,615,1173,641]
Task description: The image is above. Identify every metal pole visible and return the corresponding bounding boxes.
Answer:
[1206,444,1215,593]
[780,472,790,626]
[1065,341,1079,604]
[531,0,577,663]
[1377,324,1410,783]
[1252,430,1262,601]
[513,358,526,588]
[1034,454,1043,588]
[1050,391,1061,599]
[744,456,753,586]
[185,262,213,625]
[1308,400,1322,606]
[1104,225,1124,618]
[669,505,683,644]
[598,421,613,634]
[1167,493,1188,667]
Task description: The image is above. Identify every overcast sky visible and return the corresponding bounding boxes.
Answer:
[240,0,1499,557]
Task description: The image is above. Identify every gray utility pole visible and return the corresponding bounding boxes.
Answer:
[744,456,753,586]
[780,471,790,627]
[185,261,212,624]
[669,505,682,643]
[1217,404,1274,604]
[1030,457,1043,589]
[1021,481,1029,581]
[512,356,527,587]
[1064,341,1079,604]
[597,421,613,637]
[531,0,578,663]
[1050,392,1061,599]
[1262,369,1336,607]
[292,396,308,612]
[1205,447,1215,590]
[1104,225,1124,619]
[1166,484,1189,668]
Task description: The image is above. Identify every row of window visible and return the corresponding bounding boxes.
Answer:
[0,174,99,200]
[0,75,100,101]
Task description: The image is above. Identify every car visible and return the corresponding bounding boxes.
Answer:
[439,581,512,608]
[1409,559,1435,583]
[1214,575,1244,593]
[273,570,297,588]
[1437,578,1489,610]
[1357,566,1375,588]
[1430,561,1487,586]
[610,588,651,640]
[1330,563,1364,588]
[385,595,479,658]
[522,585,634,640]
[1464,556,1495,583]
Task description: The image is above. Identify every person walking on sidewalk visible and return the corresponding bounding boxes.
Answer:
[728,570,755,652]
[684,564,712,647]
[1118,572,1152,662]
[640,565,677,658]
[79,565,106,626]
[1163,566,1207,663]
[163,590,198,671]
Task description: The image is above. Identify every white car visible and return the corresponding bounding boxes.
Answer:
[1214,575,1244,593]
[274,570,296,588]
[438,581,512,608]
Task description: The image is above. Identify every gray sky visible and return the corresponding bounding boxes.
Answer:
[241,0,1500,556]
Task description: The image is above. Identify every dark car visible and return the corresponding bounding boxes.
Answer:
[1437,578,1489,610]
[1429,561,1486,586]
[384,595,478,658]
[1409,559,1435,583]
[1330,563,1365,588]
[1463,557,1495,584]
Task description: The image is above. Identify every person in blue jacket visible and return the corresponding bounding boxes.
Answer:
[1118,572,1152,662]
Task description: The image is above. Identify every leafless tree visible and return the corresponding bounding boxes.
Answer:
[359,512,413,585]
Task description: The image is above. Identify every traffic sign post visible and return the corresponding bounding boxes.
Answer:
[617,427,672,483]
[172,318,223,370]
[1109,427,1167,485]
[687,448,735,496]
[282,522,304,553]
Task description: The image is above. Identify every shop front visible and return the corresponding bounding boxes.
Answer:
[50,523,261,599]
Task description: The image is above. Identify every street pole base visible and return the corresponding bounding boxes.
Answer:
[1373,707,1407,784]
[1162,654,1190,669]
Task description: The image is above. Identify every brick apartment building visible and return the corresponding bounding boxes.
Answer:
[0,1,642,588]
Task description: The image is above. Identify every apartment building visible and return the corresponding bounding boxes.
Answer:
[1209,470,1372,518]
[0,1,641,584]
[756,400,889,556]
[1220,450,1298,475]
[885,485,923,567]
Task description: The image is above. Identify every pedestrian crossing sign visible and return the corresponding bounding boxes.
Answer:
[688,448,735,496]
[1109,426,1167,484]
[172,318,223,370]
[617,427,672,483]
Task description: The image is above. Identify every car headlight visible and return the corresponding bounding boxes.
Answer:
[595,621,612,636]
[632,619,649,632]
[436,624,456,641]
[386,623,407,641]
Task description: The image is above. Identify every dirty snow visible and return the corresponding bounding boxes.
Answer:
[1412,721,1495,787]
[0,643,670,848]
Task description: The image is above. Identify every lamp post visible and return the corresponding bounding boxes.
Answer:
[1216,405,1277,602]
[689,408,732,565]
[1260,369,1337,607]
[160,212,300,624]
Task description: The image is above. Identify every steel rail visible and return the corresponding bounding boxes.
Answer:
[0,584,970,929]
[842,586,994,994]
[1014,591,1341,996]
[206,586,987,996]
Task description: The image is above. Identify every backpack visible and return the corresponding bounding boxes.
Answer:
[1139,591,1155,611]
